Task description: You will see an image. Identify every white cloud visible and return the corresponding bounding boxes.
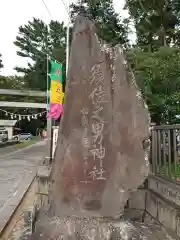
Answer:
[0,0,128,76]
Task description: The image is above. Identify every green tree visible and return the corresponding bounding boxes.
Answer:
[0,75,26,90]
[125,0,180,51]
[0,75,29,118]
[14,18,67,90]
[127,47,180,124]
[71,0,129,47]
[0,53,3,70]
[124,0,180,124]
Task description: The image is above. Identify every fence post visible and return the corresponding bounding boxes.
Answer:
[151,127,157,174]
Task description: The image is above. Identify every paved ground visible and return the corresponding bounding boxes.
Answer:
[0,141,46,224]
[0,142,20,156]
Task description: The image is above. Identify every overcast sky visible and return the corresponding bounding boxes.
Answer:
[0,0,128,76]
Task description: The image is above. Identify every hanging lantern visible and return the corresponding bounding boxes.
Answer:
[11,114,13,119]
[27,115,31,121]
[5,111,8,116]
[19,115,21,120]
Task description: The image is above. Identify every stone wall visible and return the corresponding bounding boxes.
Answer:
[124,182,147,222]
[148,175,180,207]
[127,175,180,239]
[145,175,180,239]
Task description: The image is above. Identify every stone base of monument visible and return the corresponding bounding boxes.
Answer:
[28,212,173,240]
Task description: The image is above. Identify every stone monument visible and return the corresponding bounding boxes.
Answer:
[29,16,170,239]
[48,15,150,218]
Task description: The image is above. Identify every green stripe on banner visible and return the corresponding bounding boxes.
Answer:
[49,60,63,83]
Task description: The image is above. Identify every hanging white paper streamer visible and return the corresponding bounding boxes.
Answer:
[0,109,46,120]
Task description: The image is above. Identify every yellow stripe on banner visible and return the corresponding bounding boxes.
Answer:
[50,81,64,104]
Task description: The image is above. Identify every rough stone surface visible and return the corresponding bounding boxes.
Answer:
[29,214,174,240]
[48,15,150,218]
[30,15,152,239]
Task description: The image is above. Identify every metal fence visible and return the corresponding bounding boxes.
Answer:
[151,124,180,180]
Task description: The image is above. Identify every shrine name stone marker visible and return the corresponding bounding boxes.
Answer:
[29,15,153,239]
[49,15,150,218]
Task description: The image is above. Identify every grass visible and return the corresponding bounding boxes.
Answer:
[12,138,40,150]
[156,163,180,181]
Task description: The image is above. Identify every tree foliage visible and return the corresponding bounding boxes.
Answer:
[125,0,180,50]
[71,0,129,47]
[12,0,180,124]
[14,18,67,90]
[124,0,180,124]
[0,75,31,118]
[128,47,180,124]
[0,75,27,90]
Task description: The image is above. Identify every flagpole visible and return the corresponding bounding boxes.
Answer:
[66,0,70,77]
[46,54,49,113]
[45,54,53,165]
